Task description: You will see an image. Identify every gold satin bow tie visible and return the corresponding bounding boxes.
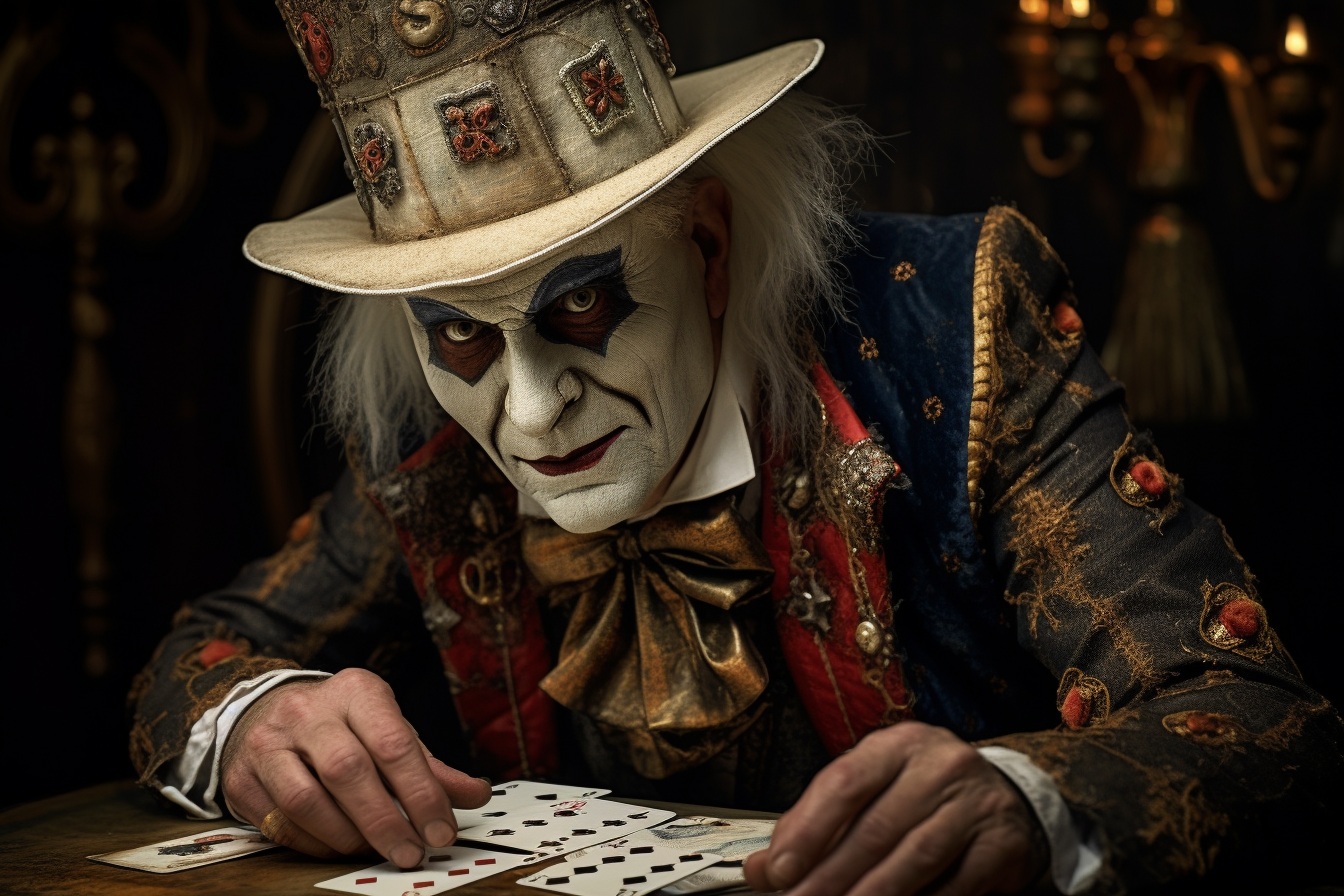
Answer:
[520,497,774,779]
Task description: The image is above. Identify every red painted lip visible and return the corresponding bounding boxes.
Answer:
[521,427,627,477]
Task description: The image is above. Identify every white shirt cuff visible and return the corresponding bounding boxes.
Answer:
[978,745,1103,894]
[157,669,332,819]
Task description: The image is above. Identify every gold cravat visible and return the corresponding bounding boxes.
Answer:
[520,496,773,779]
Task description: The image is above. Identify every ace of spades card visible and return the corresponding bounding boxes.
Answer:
[458,799,675,860]
[452,781,612,830]
[314,845,532,896]
[518,843,724,896]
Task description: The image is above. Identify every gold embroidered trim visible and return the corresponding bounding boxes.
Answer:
[967,212,1005,523]
[966,206,1070,524]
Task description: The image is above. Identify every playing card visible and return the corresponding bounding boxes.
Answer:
[314,845,532,896]
[86,826,277,873]
[518,843,723,896]
[458,799,675,861]
[453,781,612,830]
[641,817,775,894]
[565,817,773,895]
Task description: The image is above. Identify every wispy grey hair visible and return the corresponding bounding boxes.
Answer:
[314,91,876,475]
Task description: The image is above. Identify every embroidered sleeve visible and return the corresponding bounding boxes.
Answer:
[969,206,1344,892]
[127,465,444,794]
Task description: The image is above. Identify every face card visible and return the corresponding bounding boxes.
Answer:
[518,843,723,896]
[458,799,675,861]
[640,818,775,894]
[314,845,533,896]
[87,826,277,873]
[453,781,612,830]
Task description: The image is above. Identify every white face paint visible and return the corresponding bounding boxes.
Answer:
[402,215,716,533]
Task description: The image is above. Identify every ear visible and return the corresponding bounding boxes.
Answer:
[685,177,732,320]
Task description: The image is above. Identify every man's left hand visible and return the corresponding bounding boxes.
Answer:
[743,722,1048,896]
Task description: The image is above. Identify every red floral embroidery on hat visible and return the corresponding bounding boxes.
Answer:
[445,103,504,162]
[580,58,626,120]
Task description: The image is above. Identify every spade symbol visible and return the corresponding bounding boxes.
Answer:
[484,811,506,817]
[627,812,649,819]
[539,840,562,847]
[523,820,547,827]
[554,810,578,817]
[486,829,514,836]
[533,793,558,800]
[572,829,596,836]
[602,819,627,827]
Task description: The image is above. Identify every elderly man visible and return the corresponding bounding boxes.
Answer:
[128,2,1341,894]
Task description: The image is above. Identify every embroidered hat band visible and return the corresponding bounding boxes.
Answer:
[244,0,823,293]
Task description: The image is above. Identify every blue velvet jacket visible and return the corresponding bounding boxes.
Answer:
[130,207,1343,893]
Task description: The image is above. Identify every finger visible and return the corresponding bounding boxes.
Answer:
[788,748,975,896]
[257,805,348,859]
[304,724,427,869]
[257,748,370,857]
[844,799,981,896]
[346,698,456,849]
[759,729,921,889]
[745,821,848,890]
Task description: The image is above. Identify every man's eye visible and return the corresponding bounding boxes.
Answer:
[560,288,599,313]
[439,320,480,342]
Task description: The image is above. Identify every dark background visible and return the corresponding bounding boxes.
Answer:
[3,0,1340,808]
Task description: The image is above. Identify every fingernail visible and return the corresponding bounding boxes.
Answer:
[771,852,801,886]
[478,776,493,786]
[392,843,424,869]
[425,820,454,848]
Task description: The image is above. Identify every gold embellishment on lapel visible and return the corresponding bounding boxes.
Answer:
[967,213,1002,523]
[923,395,943,422]
[858,336,879,360]
[890,260,916,281]
[1199,581,1272,662]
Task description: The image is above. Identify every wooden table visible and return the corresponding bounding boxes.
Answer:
[0,782,778,895]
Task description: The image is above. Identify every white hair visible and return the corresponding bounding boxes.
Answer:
[314,91,876,474]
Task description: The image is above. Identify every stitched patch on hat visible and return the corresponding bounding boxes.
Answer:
[350,121,403,208]
[561,41,634,137]
[436,81,518,163]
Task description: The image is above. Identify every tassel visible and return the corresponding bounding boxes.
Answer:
[1100,205,1251,423]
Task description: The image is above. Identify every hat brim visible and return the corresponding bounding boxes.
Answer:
[242,39,823,295]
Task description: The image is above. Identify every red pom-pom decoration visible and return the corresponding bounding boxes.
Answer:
[1128,461,1166,496]
[199,639,238,669]
[1052,302,1083,334]
[1061,686,1091,730]
[1185,712,1221,734]
[1219,599,1261,639]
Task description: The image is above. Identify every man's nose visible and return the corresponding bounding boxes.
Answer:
[503,332,581,438]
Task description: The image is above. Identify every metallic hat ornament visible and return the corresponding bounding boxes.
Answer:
[245,0,823,293]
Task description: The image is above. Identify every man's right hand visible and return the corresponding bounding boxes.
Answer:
[220,668,491,868]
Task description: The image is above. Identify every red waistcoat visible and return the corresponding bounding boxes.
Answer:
[365,364,913,779]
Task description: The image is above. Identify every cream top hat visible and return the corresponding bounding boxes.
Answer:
[243,0,822,293]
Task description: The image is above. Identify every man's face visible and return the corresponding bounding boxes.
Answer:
[402,214,715,533]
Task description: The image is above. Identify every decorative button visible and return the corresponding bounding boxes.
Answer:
[1051,301,1083,334]
[199,639,238,669]
[855,620,883,655]
[1218,599,1261,639]
[393,0,454,55]
[1127,461,1166,496]
[1060,686,1089,729]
